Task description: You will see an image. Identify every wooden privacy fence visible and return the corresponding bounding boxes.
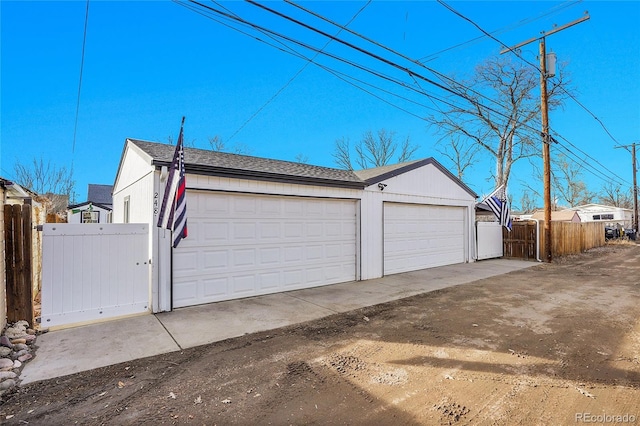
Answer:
[3,204,34,323]
[503,221,538,260]
[548,221,605,256]
[503,220,606,260]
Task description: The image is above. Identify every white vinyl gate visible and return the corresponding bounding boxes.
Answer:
[476,221,504,260]
[41,224,150,328]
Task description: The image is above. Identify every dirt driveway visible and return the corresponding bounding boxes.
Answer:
[2,244,639,425]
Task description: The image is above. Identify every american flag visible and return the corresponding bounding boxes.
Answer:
[157,118,188,247]
[483,185,512,231]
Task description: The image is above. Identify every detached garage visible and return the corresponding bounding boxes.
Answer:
[112,139,477,312]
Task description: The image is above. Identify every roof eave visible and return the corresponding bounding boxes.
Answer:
[151,160,366,190]
[362,158,478,199]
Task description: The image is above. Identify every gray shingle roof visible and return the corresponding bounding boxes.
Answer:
[129,139,365,189]
[87,184,113,205]
[125,139,476,197]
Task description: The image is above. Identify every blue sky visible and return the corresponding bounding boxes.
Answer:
[1,1,639,208]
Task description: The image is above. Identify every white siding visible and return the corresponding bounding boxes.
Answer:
[113,142,158,309]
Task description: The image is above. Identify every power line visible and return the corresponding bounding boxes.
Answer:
[72,0,90,156]
[174,0,439,130]
[225,1,372,143]
[241,0,553,139]
[181,0,622,188]
[418,0,583,63]
[436,0,622,147]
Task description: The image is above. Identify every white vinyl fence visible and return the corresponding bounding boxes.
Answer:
[40,223,150,328]
[476,221,503,260]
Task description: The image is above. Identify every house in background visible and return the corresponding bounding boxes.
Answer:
[67,184,113,224]
[568,203,633,229]
[112,139,478,313]
[530,209,581,223]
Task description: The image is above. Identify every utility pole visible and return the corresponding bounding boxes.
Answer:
[539,37,552,262]
[615,143,639,238]
[501,12,590,262]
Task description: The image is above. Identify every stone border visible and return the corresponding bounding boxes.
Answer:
[0,320,38,395]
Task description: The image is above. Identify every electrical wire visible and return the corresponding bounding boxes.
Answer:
[240,0,550,139]
[418,0,582,63]
[72,0,90,156]
[436,0,622,148]
[225,1,372,143]
[180,0,626,189]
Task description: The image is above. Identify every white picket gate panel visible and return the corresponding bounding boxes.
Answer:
[41,223,150,328]
[476,221,503,260]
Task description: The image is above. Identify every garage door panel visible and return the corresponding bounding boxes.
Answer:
[259,272,280,291]
[173,192,357,307]
[232,275,256,295]
[259,247,280,265]
[384,203,465,275]
[203,249,227,270]
[259,222,281,239]
[203,277,228,298]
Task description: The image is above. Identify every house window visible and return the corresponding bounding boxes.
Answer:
[81,210,100,223]
[601,214,614,220]
[593,214,601,220]
[124,196,130,223]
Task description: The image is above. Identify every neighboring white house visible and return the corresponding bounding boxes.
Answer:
[569,203,633,228]
[67,184,113,224]
[67,202,112,224]
[112,139,478,312]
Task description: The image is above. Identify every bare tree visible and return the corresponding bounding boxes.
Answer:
[208,136,253,155]
[435,136,480,180]
[599,182,633,209]
[167,135,196,148]
[518,190,537,213]
[427,56,569,188]
[333,129,419,170]
[551,153,596,207]
[333,137,353,170]
[13,157,76,212]
[294,153,309,164]
[208,135,225,151]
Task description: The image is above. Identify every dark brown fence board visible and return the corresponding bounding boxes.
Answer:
[4,204,34,323]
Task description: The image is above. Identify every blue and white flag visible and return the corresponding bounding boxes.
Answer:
[483,185,512,231]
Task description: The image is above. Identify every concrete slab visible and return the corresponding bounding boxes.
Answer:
[21,314,179,384]
[156,292,336,349]
[19,257,538,385]
[286,279,415,313]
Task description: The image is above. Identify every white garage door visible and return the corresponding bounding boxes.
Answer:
[384,203,465,275]
[172,191,357,308]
